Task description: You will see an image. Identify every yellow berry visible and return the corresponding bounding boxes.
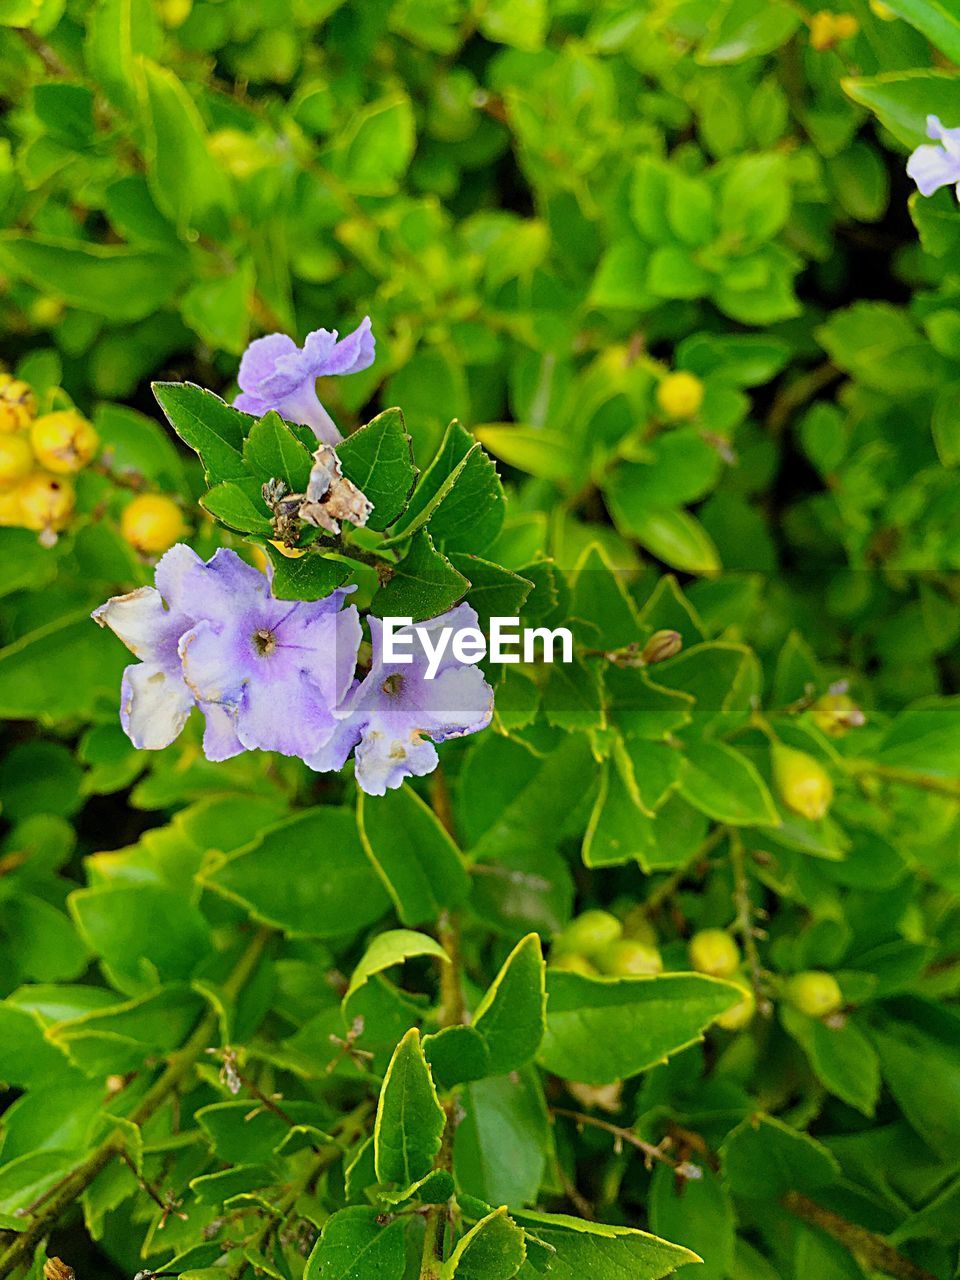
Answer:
[157,0,191,25]
[869,0,895,18]
[772,744,834,821]
[716,979,756,1031]
[0,434,35,488]
[809,11,858,49]
[810,692,865,737]
[656,371,704,420]
[595,939,663,977]
[18,472,75,534]
[0,487,23,526]
[30,411,99,474]
[0,377,37,433]
[689,928,740,979]
[556,910,623,959]
[834,13,859,38]
[30,296,65,327]
[784,971,843,1018]
[209,129,269,180]
[120,494,186,556]
[550,952,598,977]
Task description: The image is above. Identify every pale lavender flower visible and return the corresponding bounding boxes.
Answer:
[305,604,494,796]
[92,544,244,760]
[907,116,960,198]
[177,550,361,759]
[234,318,375,445]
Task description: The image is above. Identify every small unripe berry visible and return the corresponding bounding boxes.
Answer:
[550,951,598,978]
[689,928,740,979]
[810,691,865,737]
[809,10,858,50]
[556,909,623,959]
[772,744,834,821]
[0,376,36,433]
[784,971,843,1018]
[621,908,658,947]
[595,939,663,977]
[656,371,704,420]
[716,979,756,1031]
[0,434,35,488]
[31,411,99,473]
[18,472,75,534]
[121,494,186,556]
[30,296,65,327]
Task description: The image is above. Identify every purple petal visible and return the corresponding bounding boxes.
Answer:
[276,604,362,709]
[907,144,960,196]
[407,665,494,741]
[301,706,362,773]
[202,704,246,762]
[180,619,247,706]
[274,383,343,445]
[237,333,300,395]
[311,317,375,377]
[354,728,439,796]
[166,547,270,620]
[235,671,337,758]
[234,391,271,416]
[92,586,184,668]
[926,115,960,159]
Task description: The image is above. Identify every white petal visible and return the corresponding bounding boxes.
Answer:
[907,144,960,197]
[92,587,180,662]
[120,662,194,750]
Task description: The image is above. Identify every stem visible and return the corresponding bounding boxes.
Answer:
[419,1103,457,1280]
[549,1108,687,1174]
[0,929,271,1279]
[783,1193,938,1280]
[728,831,770,1014]
[851,762,960,800]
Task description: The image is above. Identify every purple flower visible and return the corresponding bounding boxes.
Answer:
[92,544,244,760]
[305,604,494,795]
[907,116,960,198]
[234,318,375,445]
[177,551,361,759]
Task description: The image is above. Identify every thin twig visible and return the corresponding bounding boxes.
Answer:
[783,1192,938,1280]
[549,1108,698,1177]
[728,830,772,1015]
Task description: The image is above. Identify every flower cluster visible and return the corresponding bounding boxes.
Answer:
[0,376,99,546]
[92,545,493,795]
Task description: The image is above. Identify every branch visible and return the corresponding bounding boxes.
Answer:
[0,928,271,1278]
[783,1193,939,1280]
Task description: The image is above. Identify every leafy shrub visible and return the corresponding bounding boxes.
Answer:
[1,3,960,1280]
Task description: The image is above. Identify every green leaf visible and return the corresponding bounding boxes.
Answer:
[305,1206,408,1280]
[677,741,779,826]
[875,701,960,777]
[448,555,533,632]
[698,0,801,65]
[539,971,742,1084]
[867,1003,960,1159]
[510,1211,699,1280]
[85,0,160,108]
[720,1115,841,1199]
[201,809,391,938]
[338,408,417,532]
[881,0,960,61]
[138,58,233,235]
[842,71,960,149]
[649,1165,734,1280]
[610,504,721,574]
[454,1069,549,1207]
[264,546,351,602]
[334,92,416,197]
[371,529,469,621]
[0,235,185,320]
[472,934,546,1076]
[423,1025,491,1089]
[473,425,573,483]
[357,785,470,926]
[243,410,314,491]
[441,1207,526,1280]
[478,0,546,51]
[345,929,449,1003]
[153,382,253,482]
[0,612,128,721]
[393,421,504,554]
[781,1008,880,1116]
[69,884,212,996]
[202,481,273,535]
[374,1028,445,1186]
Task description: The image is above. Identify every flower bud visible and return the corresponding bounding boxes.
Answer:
[121,494,186,556]
[555,909,622,959]
[0,375,36,433]
[18,472,75,538]
[810,691,865,737]
[0,434,35,488]
[656,371,704,420]
[641,629,682,665]
[31,410,99,473]
[784,970,843,1018]
[715,977,756,1031]
[689,928,740,979]
[772,743,834,821]
[595,938,663,977]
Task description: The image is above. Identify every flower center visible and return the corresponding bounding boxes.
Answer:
[382,673,404,697]
[252,628,277,657]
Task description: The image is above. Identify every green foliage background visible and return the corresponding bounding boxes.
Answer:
[1,1,960,1279]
